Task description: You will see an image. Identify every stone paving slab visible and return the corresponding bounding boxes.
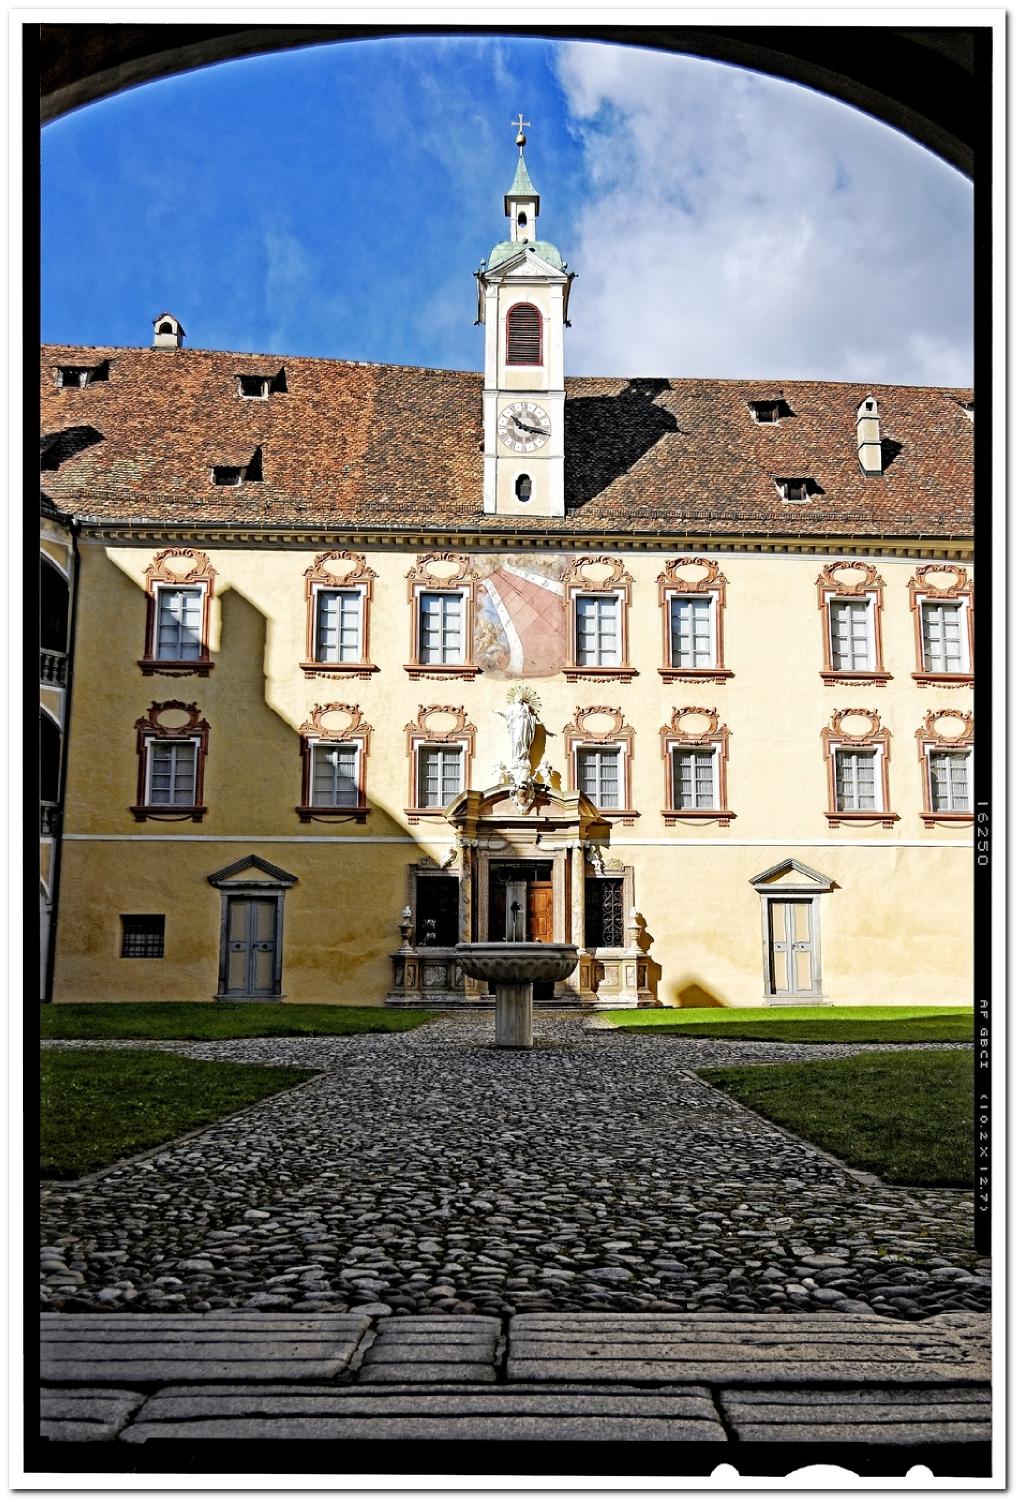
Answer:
[720,1386,991,1444]
[40,1388,146,1442]
[358,1313,501,1384]
[41,1313,370,1384]
[508,1312,990,1386]
[119,1382,725,1443]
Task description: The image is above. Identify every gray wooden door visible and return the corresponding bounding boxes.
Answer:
[768,899,815,997]
[225,897,278,997]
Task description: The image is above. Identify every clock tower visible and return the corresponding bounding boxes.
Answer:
[476,119,574,518]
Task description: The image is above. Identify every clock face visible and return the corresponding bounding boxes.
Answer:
[497,401,552,453]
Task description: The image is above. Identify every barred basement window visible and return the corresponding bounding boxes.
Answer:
[585,878,624,947]
[120,915,165,958]
[506,303,542,365]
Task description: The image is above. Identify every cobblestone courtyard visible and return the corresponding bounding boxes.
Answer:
[41,1014,988,1322]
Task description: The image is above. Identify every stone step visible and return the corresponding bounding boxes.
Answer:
[119,1382,725,1443]
[720,1385,992,1444]
[41,1313,370,1385]
[40,1388,146,1443]
[508,1312,990,1386]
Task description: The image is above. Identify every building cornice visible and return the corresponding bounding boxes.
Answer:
[73,519,973,562]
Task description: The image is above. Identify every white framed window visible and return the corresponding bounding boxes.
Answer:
[154,585,205,661]
[671,746,717,809]
[576,746,621,808]
[920,600,966,674]
[928,749,972,813]
[310,741,361,808]
[575,594,620,667]
[314,588,363,663]
[829,598,873,671]
[418,744,464,808]
[833,747,880,812]
[669,596,714,669]
[419,591,464,665]
[145,737,198,806]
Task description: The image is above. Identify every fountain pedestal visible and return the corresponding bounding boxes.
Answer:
[455,942,579,1049]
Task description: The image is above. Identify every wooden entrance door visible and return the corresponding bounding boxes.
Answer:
[767,899,816,998]
[527,883,554,943]
[224,896,279,998]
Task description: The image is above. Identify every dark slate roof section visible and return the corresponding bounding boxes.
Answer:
[39,346,973,538]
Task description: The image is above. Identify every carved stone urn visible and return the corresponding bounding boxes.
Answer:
[455,942,579,1048]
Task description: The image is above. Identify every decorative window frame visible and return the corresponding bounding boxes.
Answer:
[505,300,544,366]
[821,708,899,827]
[405,554,479,681]
[564,707,638,825]
[300,550,379,679]
[139,549,216,676]
[816,561,891,685]
[659,707,735,826]
[563,557,637,683]
[916,709,974,828]
[131,700,209,822]
[404,705,477,822]
[296,703,373,824]
[909,564,974,686]
[657,557,732,684]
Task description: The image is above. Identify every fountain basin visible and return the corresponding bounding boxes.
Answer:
[455,942,578,1048]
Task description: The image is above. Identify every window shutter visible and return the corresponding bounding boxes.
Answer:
[506,304,542,365]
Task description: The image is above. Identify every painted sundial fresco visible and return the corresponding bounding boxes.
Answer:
[474,554,567,677]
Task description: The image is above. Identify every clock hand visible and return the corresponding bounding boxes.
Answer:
[514,420,548,435]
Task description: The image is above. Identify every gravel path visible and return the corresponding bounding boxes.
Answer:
[40,1013,987,1321]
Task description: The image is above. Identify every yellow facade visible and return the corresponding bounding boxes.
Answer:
[52,537,973,1007]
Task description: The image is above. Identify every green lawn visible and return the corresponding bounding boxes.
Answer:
[601,1005,973,1045]
[698,1050,973,1186]
[41,1050,318,1178]
[40,1002,438,1042]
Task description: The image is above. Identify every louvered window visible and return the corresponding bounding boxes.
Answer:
[670,597,714,668]
[419,592,463,664]
[147,740,197,806]
[929,750,971,813]
[506,303,542,365]
[311,743,360,807]
[671,748,716,809]
[418,746,463,808]
[921,602,964,673]
[156,587,203,660]
[576,596,620,666]
[829,599,872,670]
[834,749,878,811]
[315,590,362,662]
[577,747,621,808]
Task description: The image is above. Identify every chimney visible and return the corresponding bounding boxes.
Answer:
[152,312,185,350]
[857,395,882,477]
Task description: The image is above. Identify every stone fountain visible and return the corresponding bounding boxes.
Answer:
[455,941,579,1048]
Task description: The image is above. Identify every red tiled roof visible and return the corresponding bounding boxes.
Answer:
[39,346,973,537]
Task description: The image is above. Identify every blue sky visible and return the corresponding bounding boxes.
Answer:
[41,35,973,385]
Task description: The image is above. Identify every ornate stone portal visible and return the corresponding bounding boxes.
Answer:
[386,688,654,1009]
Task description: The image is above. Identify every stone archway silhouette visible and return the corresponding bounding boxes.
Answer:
[38,24,983,177]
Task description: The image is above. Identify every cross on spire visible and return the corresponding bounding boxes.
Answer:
[513,113,531,148]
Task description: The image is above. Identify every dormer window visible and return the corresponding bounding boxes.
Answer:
[56,361,109,389]
[212,447,262,486]
[238,376,269,400]
[236,368,287,399]
[778,477,816,503]
[158,321,174,335]
[749,398,791,424]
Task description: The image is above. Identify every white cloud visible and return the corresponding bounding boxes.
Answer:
[556,43,973,386]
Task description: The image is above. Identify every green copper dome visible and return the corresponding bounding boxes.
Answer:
[482,239,565,272]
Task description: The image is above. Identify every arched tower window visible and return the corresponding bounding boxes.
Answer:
[158,321,173,335]
[515,474,532,501]
[506,303,542,365]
